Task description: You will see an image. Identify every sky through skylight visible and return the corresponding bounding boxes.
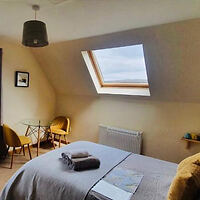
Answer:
[93,44,148,83]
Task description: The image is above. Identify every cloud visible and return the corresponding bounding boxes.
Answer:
[93,44,148,82]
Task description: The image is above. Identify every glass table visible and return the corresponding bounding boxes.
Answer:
[21,120,51,156]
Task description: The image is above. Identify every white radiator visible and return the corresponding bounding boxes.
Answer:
[98,125,142,154]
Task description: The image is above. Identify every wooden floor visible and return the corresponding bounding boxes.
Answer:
[0,142,64,192]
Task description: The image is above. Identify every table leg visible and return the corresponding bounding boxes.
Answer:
[37,127,41,156]
[45,127,50,142]
[25,125,30,136]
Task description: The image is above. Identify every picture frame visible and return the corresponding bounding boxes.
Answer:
[15,71,29,87]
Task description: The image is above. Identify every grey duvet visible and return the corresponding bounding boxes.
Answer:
[0,141,177,200]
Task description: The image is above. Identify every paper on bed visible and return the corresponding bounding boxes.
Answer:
[104,168,143,194]
[91,168,143,200]
[92,180,132,200]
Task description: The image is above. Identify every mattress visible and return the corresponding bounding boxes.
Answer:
[0,141,177,200]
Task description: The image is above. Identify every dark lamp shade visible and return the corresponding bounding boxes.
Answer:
[22,20,49,47]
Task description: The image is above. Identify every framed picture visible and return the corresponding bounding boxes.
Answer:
[15,71,29,87]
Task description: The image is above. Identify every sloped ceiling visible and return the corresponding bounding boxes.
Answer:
[32,19,200,103]
[0,0,200,42]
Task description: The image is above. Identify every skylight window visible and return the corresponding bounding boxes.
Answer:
[93,45,148,86]
[82,44,150,96]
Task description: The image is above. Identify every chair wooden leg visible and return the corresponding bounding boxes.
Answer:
[7,146,10,156]
[47,132,50,142]
[59,135,61,148]
[52,134,55,149]
[27,144,32,160]
[64,135,67,144]
[10,147,15,169]
[22,145,25,156]
[19,146,22,154]
[46,128,51,142]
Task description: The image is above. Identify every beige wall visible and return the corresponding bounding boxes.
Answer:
[56,95,200,163]
[32,19,200,102]
[1,37,55,142]
[32,19,200,163]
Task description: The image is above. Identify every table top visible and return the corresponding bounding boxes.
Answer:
[21,119,51,127]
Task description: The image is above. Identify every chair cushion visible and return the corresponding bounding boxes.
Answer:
[19,136,31,145]
[167,156,200,200]
[51,128,69,135]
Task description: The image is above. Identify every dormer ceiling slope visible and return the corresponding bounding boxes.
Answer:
[32,19,200,103]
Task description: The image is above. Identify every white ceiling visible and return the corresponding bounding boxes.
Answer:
[0,0,200,43]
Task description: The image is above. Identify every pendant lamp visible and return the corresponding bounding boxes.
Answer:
[22,5,49,47]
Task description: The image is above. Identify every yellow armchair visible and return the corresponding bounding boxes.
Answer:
[3,124,32,169]
[50,116,71,148]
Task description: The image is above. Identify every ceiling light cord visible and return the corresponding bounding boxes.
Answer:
[35,10,37,20]
[32,5,40,20]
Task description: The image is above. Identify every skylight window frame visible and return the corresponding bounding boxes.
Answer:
[87,50,149,89]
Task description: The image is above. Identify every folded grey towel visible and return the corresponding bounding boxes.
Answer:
[61,154,100,171]
[62,149,89,159]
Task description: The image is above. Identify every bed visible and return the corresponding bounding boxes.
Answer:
[0,141,177,200]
